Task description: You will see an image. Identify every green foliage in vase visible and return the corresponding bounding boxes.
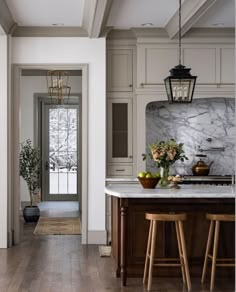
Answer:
[142,138,188,168]
[19,139,41,206]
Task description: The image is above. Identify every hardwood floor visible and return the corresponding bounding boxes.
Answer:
[38,201,79,218]
[0,218,234,292]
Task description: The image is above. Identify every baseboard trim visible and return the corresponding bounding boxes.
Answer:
[87,230,107,244]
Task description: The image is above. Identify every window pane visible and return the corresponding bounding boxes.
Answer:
[48,107,78,196]
[68,173,77,194]
[59,173,68,194]
[59,130,68,151]
[50,173,58,194]
[58,108,68,130]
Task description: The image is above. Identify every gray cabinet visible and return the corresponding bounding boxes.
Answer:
[107,98,133,176]
[137,44,235,89]
[107,49,133,92]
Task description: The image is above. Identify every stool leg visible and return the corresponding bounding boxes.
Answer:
[147,220,157,291]
[175,221,186,284]
[210,221,220,292]
[178,221,191,291]
[143,220,153,284]
[201,220,214,284]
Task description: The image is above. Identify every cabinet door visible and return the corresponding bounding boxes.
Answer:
[107,49,133,92]
[183,48,216,84]
[107,99,133,163]
[220,48,235,84]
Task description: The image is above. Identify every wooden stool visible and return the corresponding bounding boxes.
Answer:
[201,213,235,291]
[143,213,191,291]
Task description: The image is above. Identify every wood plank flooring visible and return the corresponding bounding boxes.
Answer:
[0,217,234,292]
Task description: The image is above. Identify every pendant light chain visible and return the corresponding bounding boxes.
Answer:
[164,0,197,103]
[178,0,182,65]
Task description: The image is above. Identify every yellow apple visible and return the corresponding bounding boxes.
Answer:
[138,171,146,178]
[145,173,153,178]
[153,172,160,178]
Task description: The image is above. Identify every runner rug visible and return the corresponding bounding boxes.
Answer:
[34,217,81,235]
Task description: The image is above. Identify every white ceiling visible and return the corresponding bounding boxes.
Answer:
[193,0,235,27]
[107,0,180,29]
[6,0,85,27]
[3,0,236,35]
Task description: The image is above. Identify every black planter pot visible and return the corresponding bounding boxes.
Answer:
[23,206,40,222]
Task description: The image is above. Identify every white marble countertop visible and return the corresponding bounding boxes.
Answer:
[105,184,235,198]
[106,177,138,182]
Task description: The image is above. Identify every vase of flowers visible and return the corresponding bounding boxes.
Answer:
[159,165,170,187]
[143,139,188,187]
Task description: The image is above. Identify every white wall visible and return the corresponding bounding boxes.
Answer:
[0,35,8,248]
[20,75,82,202]
[12,37,106,239]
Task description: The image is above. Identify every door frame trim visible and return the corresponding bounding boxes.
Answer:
[12,63,88,244]
[40,101,80,202]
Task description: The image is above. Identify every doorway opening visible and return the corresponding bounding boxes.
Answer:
[38,99,81,219]
[12,64,88,245]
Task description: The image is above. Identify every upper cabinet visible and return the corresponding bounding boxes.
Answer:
[183,47,217,84]
[107,49,133,92]
[220,48,235,84]
[183,47,235,85]
[137,46,178,86]
[136,42,235,89]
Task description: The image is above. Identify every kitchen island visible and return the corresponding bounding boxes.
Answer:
[105,184,235,286]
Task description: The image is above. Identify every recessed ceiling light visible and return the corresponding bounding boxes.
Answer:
[141,23,153,27]
[52,23,64,26]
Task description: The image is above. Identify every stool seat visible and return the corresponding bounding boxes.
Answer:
[143,212,191,291]
[145,212,187,221]
[206,213,235,222]
[201,213,235,291]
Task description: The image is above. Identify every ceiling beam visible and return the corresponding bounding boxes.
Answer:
[82,0,113,38]
[12,27,88,37]
[165,0,218,39]
[0,0,16,34]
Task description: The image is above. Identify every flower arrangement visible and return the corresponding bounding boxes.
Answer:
[148,139,188,167]
[143,138,188,186]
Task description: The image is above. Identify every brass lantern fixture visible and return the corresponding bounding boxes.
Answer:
[164,0,197,103]
[46,70,71,104]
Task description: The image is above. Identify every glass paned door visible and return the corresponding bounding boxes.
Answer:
[42,105,79,201]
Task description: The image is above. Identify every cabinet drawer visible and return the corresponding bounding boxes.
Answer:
[107,165,133,176]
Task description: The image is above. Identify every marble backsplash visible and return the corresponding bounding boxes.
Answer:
[146,98,235,176]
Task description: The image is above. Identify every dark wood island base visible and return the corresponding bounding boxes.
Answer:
[111,196,235,286]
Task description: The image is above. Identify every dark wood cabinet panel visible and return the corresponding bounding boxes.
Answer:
[111,197,235,280]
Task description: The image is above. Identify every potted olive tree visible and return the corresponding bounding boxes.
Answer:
[19,139,41,222]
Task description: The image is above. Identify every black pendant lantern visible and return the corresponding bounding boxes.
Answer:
[164,0,197,103]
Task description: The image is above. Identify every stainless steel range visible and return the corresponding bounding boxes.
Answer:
[181,175,234,185]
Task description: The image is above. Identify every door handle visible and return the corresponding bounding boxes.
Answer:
[45,161,49,171]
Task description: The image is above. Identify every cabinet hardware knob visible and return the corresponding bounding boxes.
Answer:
[129,84,133,87]
[116,169,125,172]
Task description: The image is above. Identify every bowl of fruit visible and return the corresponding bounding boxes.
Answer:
[137,171,161,189]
